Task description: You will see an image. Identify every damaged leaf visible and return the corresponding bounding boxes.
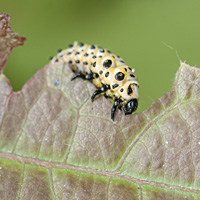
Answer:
[0,13,26,74]
[0,14,200,200]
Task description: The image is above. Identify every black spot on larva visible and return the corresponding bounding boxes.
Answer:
[124,68,127,72]
[58,49,62,53]
[112,84,119,89]
[130,74,135,78]
[92,55,97,59]
[112,55,115,58]
[120,88,124,92]
[68,44,73,48]
[99,55,102,58]
[67,52,72,55]
[84,53,89,57]
[99,70,103,75]
[128,67,132,70]
[115,72,125,81]
[103,59,112,69]
[69,60,73,64]
[100,49,105,53]
[128,85,132,95]
[91,45,95,49]
[59,54,63,58]
[55,58,59,62]
[117,55,120,58]
[94,73,99,78]
[107,50,111,53]
[80,42,84,47]
[83,61,88,65]
[105,72,109,77]
[75,60,80,63]
[75,52,80,55]
[91,52,94,54]
[93,62,96,67]
[106,84,110,89]
[49,56,53,60]
[120,60,125,63]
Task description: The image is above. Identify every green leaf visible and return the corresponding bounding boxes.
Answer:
[0,13,200,200]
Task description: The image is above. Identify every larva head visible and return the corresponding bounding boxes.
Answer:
[123,98,138,115]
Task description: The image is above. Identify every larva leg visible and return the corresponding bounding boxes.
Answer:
[118,105,122,111]
[71,72,94,81]
[71,72,85,81]
[111,105,117,121]
[91,84,110,102]
[111,97,122,120]
[104,94,112,99]
[85,73,96,80]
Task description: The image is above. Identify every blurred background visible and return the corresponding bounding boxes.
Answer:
[1,0,200,112]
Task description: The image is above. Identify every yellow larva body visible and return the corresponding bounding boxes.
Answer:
[50,42,139,120]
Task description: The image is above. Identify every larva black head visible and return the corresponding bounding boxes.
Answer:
[123,99,138,115]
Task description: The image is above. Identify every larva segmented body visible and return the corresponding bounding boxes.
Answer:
[50,42,139,120]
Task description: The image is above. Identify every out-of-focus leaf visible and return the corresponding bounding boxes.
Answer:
[0,13,26,74]
[0,14,200,200]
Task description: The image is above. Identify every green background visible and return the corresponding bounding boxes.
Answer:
[1,0,200,112]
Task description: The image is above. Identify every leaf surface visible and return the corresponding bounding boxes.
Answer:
[0,14,200,200]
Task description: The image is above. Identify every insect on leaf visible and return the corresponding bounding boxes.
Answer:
[0,13,200,200]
